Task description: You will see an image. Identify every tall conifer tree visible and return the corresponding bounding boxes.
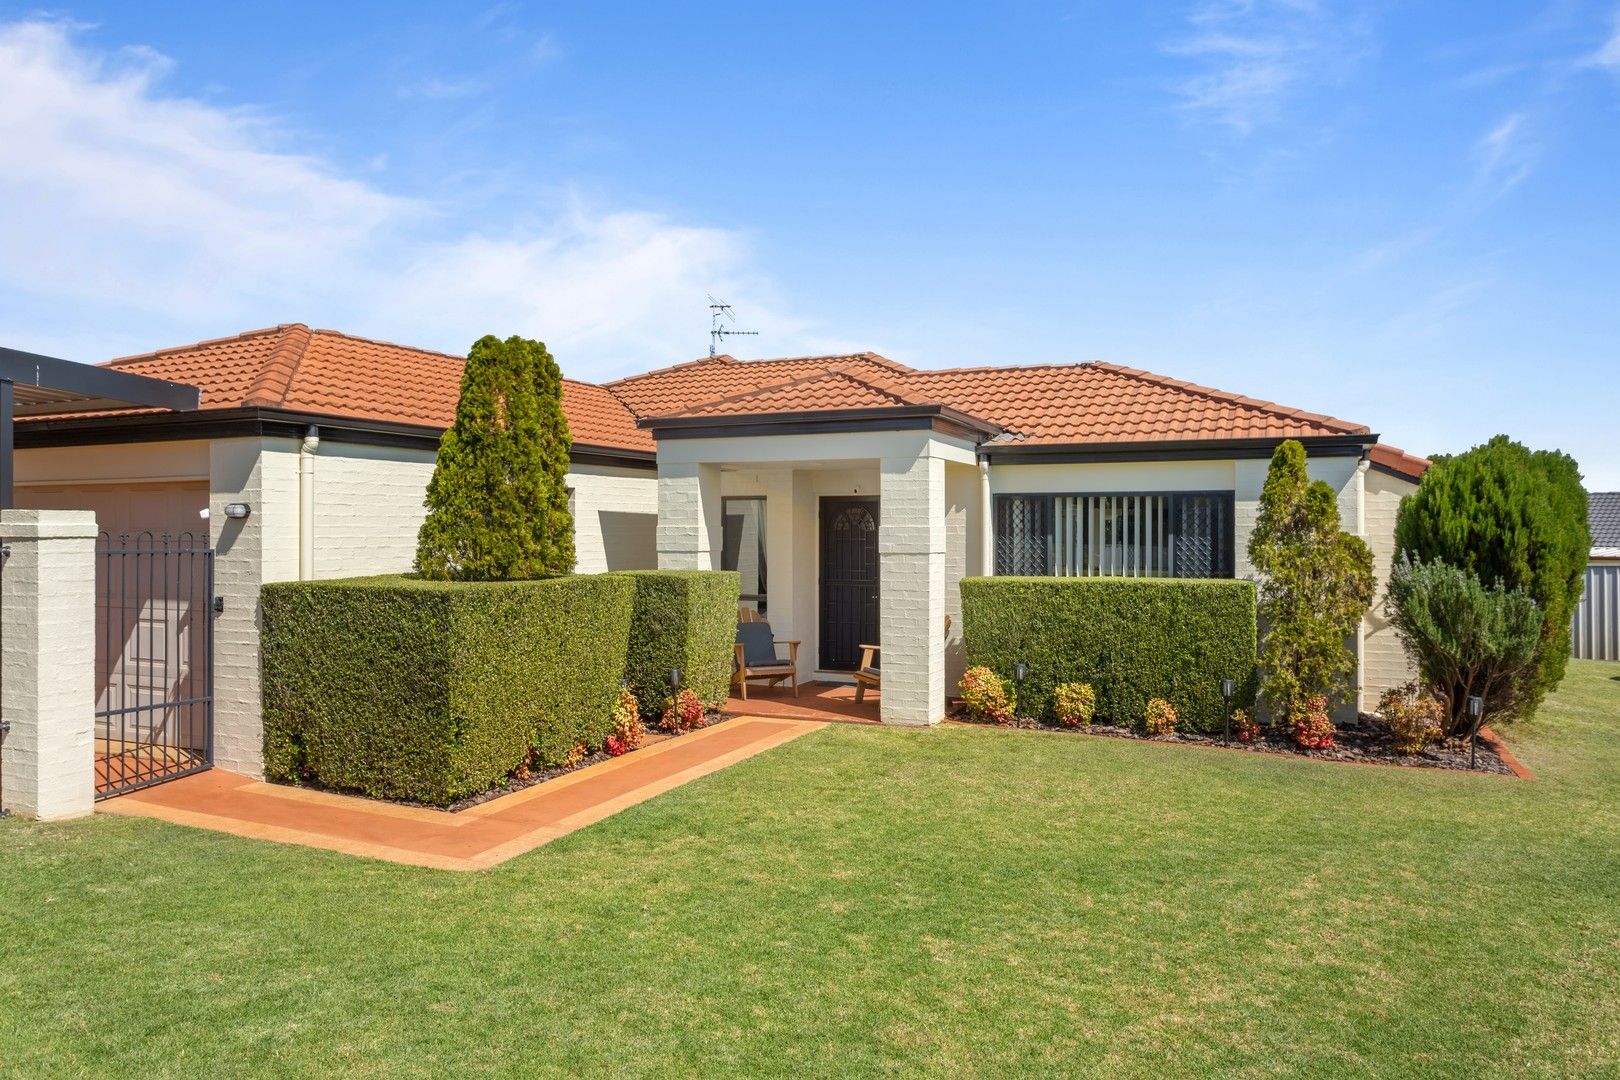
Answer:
[1394,435,1588,711]
[416,335,574,580]
[1248,440,1376,716]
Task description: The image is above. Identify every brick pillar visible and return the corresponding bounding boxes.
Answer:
[878,452,945,726]
[656,461,721,570]
[0,509,97,819]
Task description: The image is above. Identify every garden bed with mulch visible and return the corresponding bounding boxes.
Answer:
[439,710,736,812]
[948,707,1513,775]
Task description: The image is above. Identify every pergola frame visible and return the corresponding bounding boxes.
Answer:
[0,346,200,508]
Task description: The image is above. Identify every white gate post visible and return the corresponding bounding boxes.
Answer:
[0,509,98,820]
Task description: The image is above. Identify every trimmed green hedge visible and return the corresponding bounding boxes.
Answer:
[261,570,739,806]
[622,570,740,714]
[263,574,636,805]
[960,577,1258,731]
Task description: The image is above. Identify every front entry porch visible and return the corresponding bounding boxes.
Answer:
[654,426,985,726]
[723,680,881,724]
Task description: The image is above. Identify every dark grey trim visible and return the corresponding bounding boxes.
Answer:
[14,406,657,471]
[0,380,13,508]
[993,490,1238,579]
[567,445,656,470]
[647,405,997,443]
[1,346,200,416]
[980,433,1375,465]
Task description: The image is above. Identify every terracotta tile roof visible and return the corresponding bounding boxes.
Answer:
[561,379,651,453]
[667,368,929,418]
[1368,443,1430,482]
[903,362,1365,445]
[604,352,912,417]
[30,324,650,454]
[28,325,1377,457]
[628,357,1368,446]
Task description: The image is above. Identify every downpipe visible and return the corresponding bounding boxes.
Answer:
[299,426,320,580]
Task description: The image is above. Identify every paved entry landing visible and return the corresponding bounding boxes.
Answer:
[99,717,823,871]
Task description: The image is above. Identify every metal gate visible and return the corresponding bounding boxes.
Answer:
[95,532,214,798]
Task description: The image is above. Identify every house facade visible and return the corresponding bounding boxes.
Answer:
[15,325,1427,778]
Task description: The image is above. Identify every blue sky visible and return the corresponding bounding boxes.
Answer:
[2,2,1618,484]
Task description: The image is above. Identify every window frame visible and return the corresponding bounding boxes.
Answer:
[720,495,768,613]
[992,489,1237,579]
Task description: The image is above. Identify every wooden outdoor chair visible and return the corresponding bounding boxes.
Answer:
[853,615,951,704]
[733,620,800,700]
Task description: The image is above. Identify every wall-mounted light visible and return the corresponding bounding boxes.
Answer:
[223,503,252,520]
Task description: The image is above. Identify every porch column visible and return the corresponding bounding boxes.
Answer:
[878,452,946,726]
[656,461,722,570]
[0,509,97,819]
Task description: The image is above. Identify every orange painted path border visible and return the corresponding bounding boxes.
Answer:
[99,717,824,871]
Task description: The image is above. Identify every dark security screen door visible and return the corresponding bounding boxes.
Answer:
[819,498,879,670]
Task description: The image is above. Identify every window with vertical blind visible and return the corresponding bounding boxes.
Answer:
[994,492,1235,578]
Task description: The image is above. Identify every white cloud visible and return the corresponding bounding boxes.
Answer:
[0,19,804,377]
[1589,9,1620,72]
[397,76,488,101]
[1165,0,1363,134]
[1472,110,1536,195]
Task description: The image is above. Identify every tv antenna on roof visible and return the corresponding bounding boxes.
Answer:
[708,294,759,357]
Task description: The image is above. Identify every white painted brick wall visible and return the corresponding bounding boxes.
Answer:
[312,444,437,579]
[570,465,658,573]
[656,462,721,570]
[879,453,946,726]
[1361,469,1421,709]
[0,510,98,819]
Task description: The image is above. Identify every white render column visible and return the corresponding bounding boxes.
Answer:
[878,451,946,726]
[0,509,98,819]
[656,461,722,570]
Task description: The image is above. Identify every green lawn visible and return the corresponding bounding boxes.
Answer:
[4,663,1620,1078]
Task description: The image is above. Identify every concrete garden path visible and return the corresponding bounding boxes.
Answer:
[99,717,824,871]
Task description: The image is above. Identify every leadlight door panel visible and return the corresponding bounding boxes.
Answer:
[819,498,879,670]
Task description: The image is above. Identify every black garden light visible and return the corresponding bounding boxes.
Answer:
[1220,677,1236,745]
[668,668,682,695]
[1467,694,1485,770]
[1013,661,1028,718]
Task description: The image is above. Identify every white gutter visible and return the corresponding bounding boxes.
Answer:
[979,460,994,576]
[299,425,320,580]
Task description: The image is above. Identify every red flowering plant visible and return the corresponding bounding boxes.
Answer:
[960,666,1016,725]
[1232,708,1261,744]
[1142,698,1178,737]
[660,687,707,734]
[1290,696,1336,750]
[605,685,645,757]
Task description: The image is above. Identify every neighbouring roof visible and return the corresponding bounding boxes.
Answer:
[1591,492,1620,558]
[1369,443,1430,483]
[20,324,1389,460]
